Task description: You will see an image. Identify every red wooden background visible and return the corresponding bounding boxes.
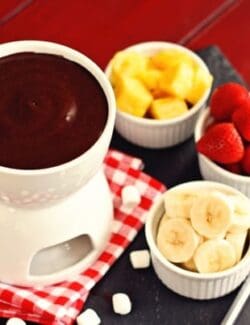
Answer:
[0,0,248,83]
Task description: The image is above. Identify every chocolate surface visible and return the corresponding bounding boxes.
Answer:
[0,52,108,169]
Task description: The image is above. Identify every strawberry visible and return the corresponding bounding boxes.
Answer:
[232,101,250,141]
[223,162,242,175]
[210,82,249,121]
[205,121,218,133]
[196,123,244,164]
[241,145,250,175]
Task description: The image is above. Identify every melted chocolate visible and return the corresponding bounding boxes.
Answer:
[0,52,108,169]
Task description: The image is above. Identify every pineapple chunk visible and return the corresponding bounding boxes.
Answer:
[110,51,148,85]
[151,88,168,99]
[158,62,194,99]
[109,48,213,120]
[115,77,153,117]
[186,64,213,104]
[149,97,188,120]
[150,49,194,70]
[138,67,162,91]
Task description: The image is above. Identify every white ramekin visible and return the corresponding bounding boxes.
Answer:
[145,181,250,300]
[105,41,212,148]
[195,108,250,197]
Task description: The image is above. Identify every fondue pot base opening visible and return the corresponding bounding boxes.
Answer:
[0,169,113,287]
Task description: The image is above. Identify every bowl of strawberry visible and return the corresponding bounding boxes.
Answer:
[195,82,250,197]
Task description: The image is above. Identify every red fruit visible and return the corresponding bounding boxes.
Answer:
[205,121,218,133]
[241,145,250,175]
[196,123,244,164]
[232,101,250,141]
[210,82,249,121]
[223,162,242,175]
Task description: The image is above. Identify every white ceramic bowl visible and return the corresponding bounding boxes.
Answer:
[0,41,116,206]
[145,181,250,300]
[105,41,212,148]
[195,108,250,197]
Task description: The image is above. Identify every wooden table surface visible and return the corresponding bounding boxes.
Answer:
[0,0,249,84]
[0,1,249,324]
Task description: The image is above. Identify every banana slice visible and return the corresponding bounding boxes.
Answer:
[228,195,250,233]
[181,235,204,272]
[226,231,248,262]
[190,191,233,238]
[159,212,170,223]
[194,239,236,273]
[164,192,197,219]
[157,218,200,263]
[181,258,197,272]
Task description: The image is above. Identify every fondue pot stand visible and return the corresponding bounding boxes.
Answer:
[0,41,116,286]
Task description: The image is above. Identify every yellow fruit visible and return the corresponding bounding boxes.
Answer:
[110,51,148,85]
[158,62,194,99]
[226,231,248,262]
[181,258,197,272]
[138,67,162,91]
[151,88,168,99]
[186,64,213,104]
[150,49,193,70]
[109,48,212,119]
[115,77,153,117]
[149,97,188,120]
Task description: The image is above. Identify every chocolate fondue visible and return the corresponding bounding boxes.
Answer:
[0,52,108,169]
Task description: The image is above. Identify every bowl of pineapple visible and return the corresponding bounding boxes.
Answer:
[105,42,213,148]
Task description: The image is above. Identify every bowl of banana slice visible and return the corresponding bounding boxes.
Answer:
[105,41,213,148]
[145,180,250,299]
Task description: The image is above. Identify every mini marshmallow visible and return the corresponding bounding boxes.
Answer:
[121,185,141,208]
[129,249,151,269]
[76,308,101,325]
[6,318,26,325]
[112,293,132,315]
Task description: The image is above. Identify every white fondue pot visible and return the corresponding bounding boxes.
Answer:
[0,41,116,286]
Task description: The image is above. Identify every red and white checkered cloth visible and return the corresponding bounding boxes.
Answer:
[0,149,166,324]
